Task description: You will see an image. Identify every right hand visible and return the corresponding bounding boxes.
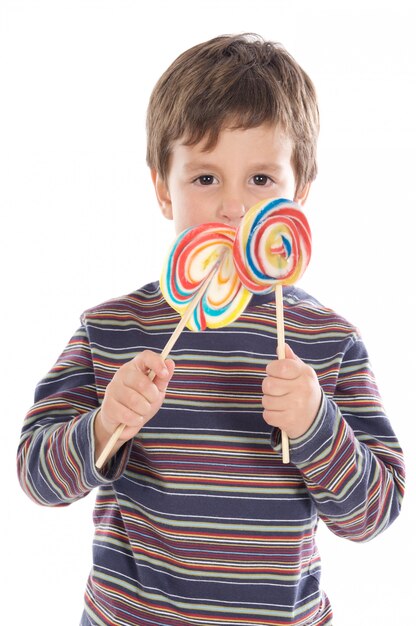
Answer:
[94,350,175,461]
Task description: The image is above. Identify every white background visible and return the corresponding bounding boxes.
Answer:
[1,1,415,624]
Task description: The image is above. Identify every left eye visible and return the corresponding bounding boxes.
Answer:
[196,175,216,185]
[252,174,270,186]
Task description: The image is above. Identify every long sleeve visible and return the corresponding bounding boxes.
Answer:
[16,285,407,625]
[274,333,405,542]
[17,326,129,506]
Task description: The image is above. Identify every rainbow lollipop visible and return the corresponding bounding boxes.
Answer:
[234,197,312,464]
[161,222,252,331]
[96,222,251,469]
[234,198,311,292]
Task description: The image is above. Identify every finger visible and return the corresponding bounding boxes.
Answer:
[132,350,170,380]
[263,408,290,428]
[266,358,302,380]
[116,385,154,417]
[152,359,175,392]
[100,396,146,430]
[121,369,161,404]
[262,375,290,397]
[262,394,287,412]
[113,404,146,430]
[125,357,175,396]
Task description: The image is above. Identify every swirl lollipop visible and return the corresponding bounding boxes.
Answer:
[96,222,251,469]
[234,198,311,292]
[234,198,312,464]
[161,222,252,331]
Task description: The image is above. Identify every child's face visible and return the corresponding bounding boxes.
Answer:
[152,123,309,234]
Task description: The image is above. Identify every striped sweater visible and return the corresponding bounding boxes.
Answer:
[17,283,405,626]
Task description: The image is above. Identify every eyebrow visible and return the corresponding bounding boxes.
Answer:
[183,162,284,174]
[248,163,285,173]
[183,163,217,173]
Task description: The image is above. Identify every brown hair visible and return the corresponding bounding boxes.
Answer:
[146,34,319,195]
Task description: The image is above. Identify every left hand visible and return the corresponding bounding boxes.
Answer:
[262,343,322,439]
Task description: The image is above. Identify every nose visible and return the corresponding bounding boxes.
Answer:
[220,198,246,226]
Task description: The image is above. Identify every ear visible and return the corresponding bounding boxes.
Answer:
[294,182,311,207]
[150,169,173,220]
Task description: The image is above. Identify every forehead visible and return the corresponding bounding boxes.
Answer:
[170,123,294,170]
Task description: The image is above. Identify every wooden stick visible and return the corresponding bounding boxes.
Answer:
[95,264,219,470]
[275,284,290,464]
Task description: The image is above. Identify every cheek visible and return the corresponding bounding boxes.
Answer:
[172,202,199,233]
[172,194,213,231]
[278,174,297,201]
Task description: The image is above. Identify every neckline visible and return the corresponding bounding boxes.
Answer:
[152,280,296,307]
[249,285,295,307]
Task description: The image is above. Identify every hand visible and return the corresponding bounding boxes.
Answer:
[262,344,322,439]
[94,350,175,461]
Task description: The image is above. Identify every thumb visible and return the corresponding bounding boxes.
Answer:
[153,358,175,391]
[280,343,300,361]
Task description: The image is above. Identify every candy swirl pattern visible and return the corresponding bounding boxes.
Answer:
[233,198,312,293]
[160,222,252,331]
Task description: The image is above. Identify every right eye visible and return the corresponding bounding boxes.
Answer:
[194,175,217,185]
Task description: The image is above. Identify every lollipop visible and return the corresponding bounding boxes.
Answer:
[234,197,311,292]
[161,222,252,331]
[96,222,251,469]
[234,198,312,464]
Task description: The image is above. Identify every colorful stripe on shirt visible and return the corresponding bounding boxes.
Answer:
[17,284,405,626]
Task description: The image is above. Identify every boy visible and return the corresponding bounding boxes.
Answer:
[17,34,405,626]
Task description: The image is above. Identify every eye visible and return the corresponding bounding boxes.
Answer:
[194,175,217,185]
[252,174,272,186]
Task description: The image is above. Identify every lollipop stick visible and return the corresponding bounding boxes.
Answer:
[275,284,290,464]
[95,262,221,470]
